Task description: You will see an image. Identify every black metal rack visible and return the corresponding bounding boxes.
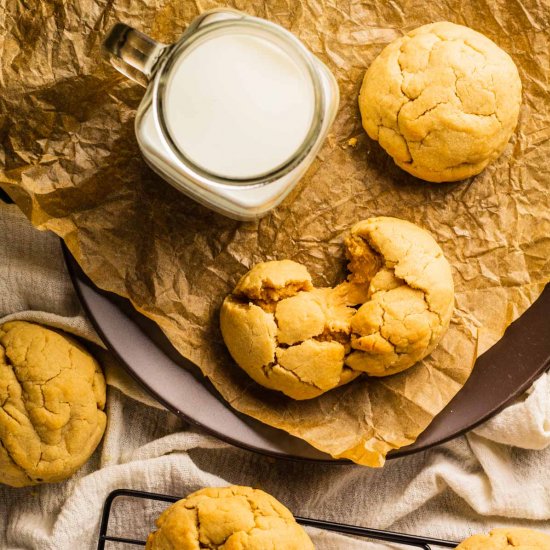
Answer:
[98,488,459,549]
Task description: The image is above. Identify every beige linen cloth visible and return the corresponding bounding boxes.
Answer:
[1,200,549,550]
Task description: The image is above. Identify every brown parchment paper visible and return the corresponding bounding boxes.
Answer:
[1,0,549,466]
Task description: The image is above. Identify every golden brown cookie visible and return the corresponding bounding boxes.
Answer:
[457,528,550,549]
[359,22,521,182]
[145,486,314,550]
[345,217,454,376]
[220,217,454,399]
[0,321,106,487]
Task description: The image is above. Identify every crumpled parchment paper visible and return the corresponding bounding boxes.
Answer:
[1,0,549,466]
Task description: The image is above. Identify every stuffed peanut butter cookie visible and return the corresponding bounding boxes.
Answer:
[359,22,521,182]
[220,217,454,400]
[457,528,550,549]
[146,486,314,550]
[0,321,106,487]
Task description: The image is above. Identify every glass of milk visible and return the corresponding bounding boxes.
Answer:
[103,9,339,220]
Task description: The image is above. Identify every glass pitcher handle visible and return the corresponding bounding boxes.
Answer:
[102,23,167,87]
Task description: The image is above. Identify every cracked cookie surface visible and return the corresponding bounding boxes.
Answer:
[220,217,454,400]
[145,485,314,550]
[0,321,106,487]
[359,22,522,182]
[456,528,550,549]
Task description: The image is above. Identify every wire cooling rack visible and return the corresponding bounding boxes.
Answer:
[98,488,459,549]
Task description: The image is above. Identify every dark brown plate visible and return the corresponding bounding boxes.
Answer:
[64,246,550,462]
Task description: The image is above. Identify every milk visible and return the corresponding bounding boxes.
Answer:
[104,9,339,219]
[164,33,316,180]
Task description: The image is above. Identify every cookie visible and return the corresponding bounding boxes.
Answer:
[359,22,521,182]
[220,217,454,399]
[146,486,314,550]
[457,528,550,549]
[0,321,106,487]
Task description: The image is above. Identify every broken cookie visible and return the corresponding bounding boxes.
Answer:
[145,486,314,550]
[0,321,106,487]
[220,217,454,400]
[345,217,454,377]
[359,22,522,182]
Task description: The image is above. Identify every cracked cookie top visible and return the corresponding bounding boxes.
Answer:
[359,21,522,182]
[145,485,314,550]
[456,528,550,549]
[220,217,454,400]
[345,217,454,377]
[0,321,106,487]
